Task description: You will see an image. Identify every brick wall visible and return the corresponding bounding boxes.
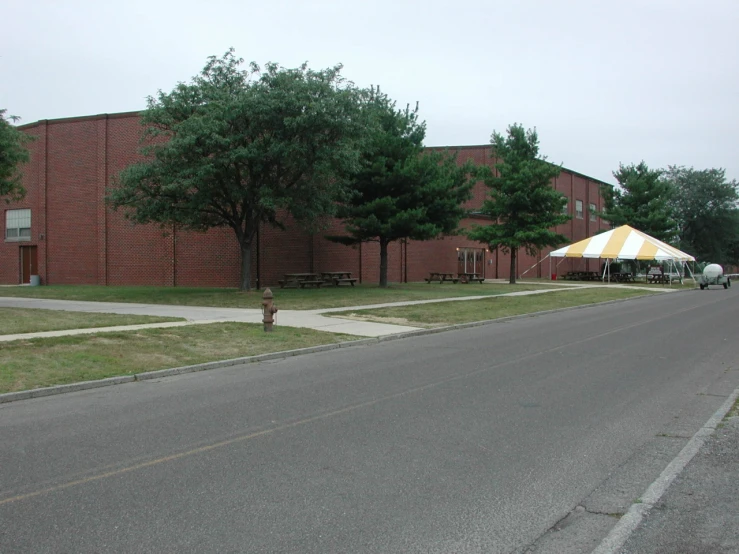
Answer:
[2,112,613,287]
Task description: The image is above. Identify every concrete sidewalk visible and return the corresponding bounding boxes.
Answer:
[0,297,422,339]
[0,283,675,341]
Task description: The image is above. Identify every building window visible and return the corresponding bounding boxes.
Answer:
[562,200,569,215]
[589,203,597,222]
[575,200,583,219]
[5,209,31,241]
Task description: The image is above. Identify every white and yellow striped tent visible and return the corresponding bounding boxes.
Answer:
[550,225,695,261]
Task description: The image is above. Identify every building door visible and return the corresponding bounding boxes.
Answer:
[20,245,38,284]
[457,248,485,275]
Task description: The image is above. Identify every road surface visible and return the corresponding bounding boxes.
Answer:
[1,288,737,553]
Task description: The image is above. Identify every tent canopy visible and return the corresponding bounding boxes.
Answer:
[550,225,695,262]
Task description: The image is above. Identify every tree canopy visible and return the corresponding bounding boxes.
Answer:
[0,109,32,203]
[467,124,568,284]
[662,165,739,265]
[330,90,478,287]
[108,49,367,290]
[601,162,677,242]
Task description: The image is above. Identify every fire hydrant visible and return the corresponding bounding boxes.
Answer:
[262,288,278,332]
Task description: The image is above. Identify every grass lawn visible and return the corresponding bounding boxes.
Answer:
[0,282,560,310]
[330,287,660,327]
[0,308,183,335]
[1,285,663,395]
[0,323,357,394]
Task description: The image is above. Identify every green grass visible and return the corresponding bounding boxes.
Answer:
[330,287,659,327]
[0,323,356,394]
[0,308,183,335]
[0,284,664,395]
[726,397,739,420]
[0,283,560,310]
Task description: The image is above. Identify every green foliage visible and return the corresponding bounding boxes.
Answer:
[108,49,366,290]
[331,89,478,287]
[0,109,33,203]
[600,162,677,242]
[467,123,569,283]
[662,165,739,265]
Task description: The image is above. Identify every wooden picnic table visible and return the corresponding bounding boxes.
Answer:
[425,271,458,284]
[279,273,324,288]
[563,271,600,281]
[611,272,635,282]
[457,272,484,284]
[647,273,670,284]
[320,271,358,286]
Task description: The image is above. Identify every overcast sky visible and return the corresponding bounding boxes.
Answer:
[2,0,738,184]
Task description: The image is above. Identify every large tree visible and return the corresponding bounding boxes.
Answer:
[467,124,568,284]
[601,162,677,242]
[0,109,32,203]
[330,90,478,287]
[108,50,366,291]
[662,165,739,264]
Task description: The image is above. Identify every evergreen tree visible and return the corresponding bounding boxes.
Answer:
[330,90,479,287]
[467,124,568,284]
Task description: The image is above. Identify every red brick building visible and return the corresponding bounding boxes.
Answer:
[1,112,611,287]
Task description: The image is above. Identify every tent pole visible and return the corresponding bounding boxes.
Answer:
[549,256,552,281]
[521,255,548,279]
[686,261,697,287]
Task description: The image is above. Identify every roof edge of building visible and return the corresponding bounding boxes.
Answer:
[427,144,613,187]
[16,110,613,187]
[17,110,142,130]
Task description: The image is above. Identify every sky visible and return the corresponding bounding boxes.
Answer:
[2,0,738,185]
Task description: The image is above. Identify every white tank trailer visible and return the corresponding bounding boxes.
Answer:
[698,264,731,290]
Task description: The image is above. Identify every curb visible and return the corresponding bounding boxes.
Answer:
[0,291,678,405]
[591,385,739,554]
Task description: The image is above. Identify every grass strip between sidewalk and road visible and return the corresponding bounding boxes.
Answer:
[0,308,183,335]
[330,288,660,327]
[1,287,661,395]
[0,283,557,310]
[0,324,357,394]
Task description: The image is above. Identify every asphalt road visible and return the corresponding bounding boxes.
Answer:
[1,288,738,553]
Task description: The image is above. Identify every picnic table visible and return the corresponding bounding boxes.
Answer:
[457,272,484,284]
[647,273,671,284]
[279,273,325,288]
[603,272,635,283]
[425,271,458,284]
[320,271,358,286]
[563,271,600,281]
[613,272,635,282]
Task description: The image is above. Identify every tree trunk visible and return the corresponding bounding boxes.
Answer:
[379,238,389,288]
[509,247,517,285]
[240,240,252,291]
[234,220,257,292]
